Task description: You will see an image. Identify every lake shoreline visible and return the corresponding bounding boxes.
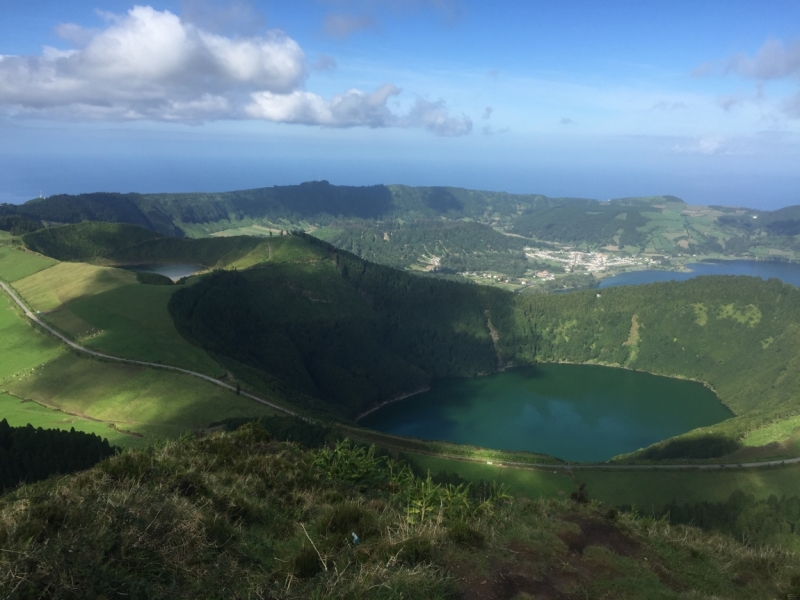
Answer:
[360,362,730,463]
[359,360,731,425]
[355,386,431,422]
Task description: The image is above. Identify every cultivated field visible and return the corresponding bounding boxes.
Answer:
[0,246,57,282]
[13,262,135,311]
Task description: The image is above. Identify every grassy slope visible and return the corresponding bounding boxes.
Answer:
[2,426,798,599]
[0,392,132,446]
[13,262,136,311]
[2,353,277,442]
[0,294,61,380]
[1,270,276,445]
[63,283,223,375]
[0,246,57,282]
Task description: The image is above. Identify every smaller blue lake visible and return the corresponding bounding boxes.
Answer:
[599,260,800,289]
[122,264,204,281]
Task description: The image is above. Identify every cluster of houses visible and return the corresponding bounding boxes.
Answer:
[525,247,657,273]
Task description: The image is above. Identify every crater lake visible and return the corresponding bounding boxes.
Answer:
[360,364,732,462]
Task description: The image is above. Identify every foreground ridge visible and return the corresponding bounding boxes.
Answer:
[2,424,798,599]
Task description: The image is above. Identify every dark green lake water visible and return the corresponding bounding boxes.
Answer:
[360,364,732,462]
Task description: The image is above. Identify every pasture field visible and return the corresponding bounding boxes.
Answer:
[0,392,131,446]
[0,246,57,282]
[3,352,279,444]
[62,283,223,375]
[0,293,62,380]
[2,282,277,445]
[13,262,135,311]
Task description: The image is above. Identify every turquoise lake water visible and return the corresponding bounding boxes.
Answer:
[360,364,732,463]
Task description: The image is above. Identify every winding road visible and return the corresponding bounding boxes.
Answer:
[4,279,800,471]
[0,281,299,418]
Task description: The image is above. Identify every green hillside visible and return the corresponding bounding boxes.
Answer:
[18,225,800,458]
[3,423,798,599]
[9,183,800,286]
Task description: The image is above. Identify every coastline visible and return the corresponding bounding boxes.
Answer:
[355,386,431,422]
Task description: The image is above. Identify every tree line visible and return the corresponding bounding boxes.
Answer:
[0,419,116,491]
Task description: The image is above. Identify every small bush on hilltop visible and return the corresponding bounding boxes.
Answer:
[1,424,799,599]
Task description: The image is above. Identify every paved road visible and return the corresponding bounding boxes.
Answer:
[5,280,800,471]
[0,281,299,418]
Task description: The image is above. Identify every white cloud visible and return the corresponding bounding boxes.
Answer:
[403,98,471,136]
[246,85,472,136]
[0,5,468,135]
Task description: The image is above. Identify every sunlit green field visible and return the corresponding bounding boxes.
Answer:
[3,353,278,444]
[0,392,133,446]
[0,293,62,380]
[1,278,277,445]
[578,464,800,511]
[0,246,57,282]
[743,416,800,446]
[58,283,223,376]
[13,262,135,311]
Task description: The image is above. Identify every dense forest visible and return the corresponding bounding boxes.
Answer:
[0,419,115,491]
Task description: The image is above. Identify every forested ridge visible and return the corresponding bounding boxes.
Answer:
[15,224,800,452]
[6,182,800,266]
[161,233,800,454]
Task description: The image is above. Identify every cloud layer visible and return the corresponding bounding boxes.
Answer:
[0,5,469,135]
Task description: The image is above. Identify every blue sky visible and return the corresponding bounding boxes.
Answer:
[1,1,799,208]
